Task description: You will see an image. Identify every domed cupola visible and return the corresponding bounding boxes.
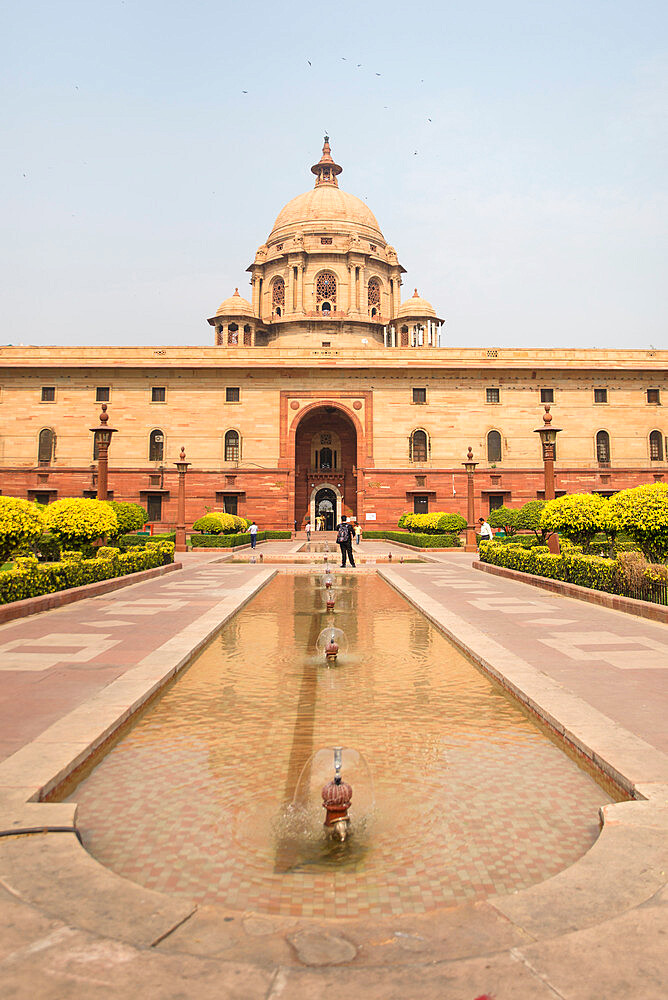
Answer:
[311,135,343,188]
[398,288,438,320]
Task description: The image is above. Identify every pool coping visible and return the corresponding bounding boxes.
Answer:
[0,564,666,984]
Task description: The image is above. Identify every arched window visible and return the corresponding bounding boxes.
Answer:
[38,428,55,465]
[487,430,502,463]
[319,446,333,470]
[149,429,164,462]
[243,324,252,346]
[596,430,610,463]
[410,429,429,463]
[227,322,239,346]
[225,429,240,462]
[316,271,337,311]
[649,430,664,461]
[271,278,285,317]
[368,278,381,316]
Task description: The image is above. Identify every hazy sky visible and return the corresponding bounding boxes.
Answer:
[2,1,667,349]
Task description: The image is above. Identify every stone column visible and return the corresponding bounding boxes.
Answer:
[286,268,294,315]
[348,265,355,313]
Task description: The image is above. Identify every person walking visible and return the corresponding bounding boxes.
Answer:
[305,519,311,541]
[249,521,258,549]
[336,515,355,568]
[354,522,362,546]
[477,516,493,549]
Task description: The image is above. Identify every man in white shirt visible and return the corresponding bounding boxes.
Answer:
[249,521,258,549]
[478,517,493,547]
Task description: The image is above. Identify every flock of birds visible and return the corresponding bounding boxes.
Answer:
[241,58,433,157]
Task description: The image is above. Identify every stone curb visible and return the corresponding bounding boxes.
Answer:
[0,561,182,626]
[474,559,668,624]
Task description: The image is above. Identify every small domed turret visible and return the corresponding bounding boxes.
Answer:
[398,288,437,319]
[215,288,254,318]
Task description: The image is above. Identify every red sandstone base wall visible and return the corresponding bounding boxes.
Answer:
[0,466,662,532]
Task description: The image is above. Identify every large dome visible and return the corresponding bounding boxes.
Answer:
[266,137,385,245]
[268,185,385,244]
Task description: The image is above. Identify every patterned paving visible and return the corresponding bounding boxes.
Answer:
[0,560,266,761]
[66,574,616,918]
[393,557,668,752]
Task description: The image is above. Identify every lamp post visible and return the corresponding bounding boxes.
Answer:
[90,404,117,501]
[174,446,190,553]
[462,446,478,552]
[534,405,562,554]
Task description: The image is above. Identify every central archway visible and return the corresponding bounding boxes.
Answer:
[293,403,360,529]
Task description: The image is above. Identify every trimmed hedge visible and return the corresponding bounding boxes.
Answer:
[0,542,175,606]
[190,530,291,548]
[479,540,618,593]
[362,530,461,548]
[116,532,176,550]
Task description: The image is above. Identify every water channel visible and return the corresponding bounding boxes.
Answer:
[62,573,620,918]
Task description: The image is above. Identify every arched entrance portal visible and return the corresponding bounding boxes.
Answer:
[314,487,337,530]
[293,404,359,530]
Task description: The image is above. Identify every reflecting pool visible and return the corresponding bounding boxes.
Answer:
[63,574,620,917]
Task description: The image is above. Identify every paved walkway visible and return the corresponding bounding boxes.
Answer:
[387,553,668,754]
[0,555,264,764]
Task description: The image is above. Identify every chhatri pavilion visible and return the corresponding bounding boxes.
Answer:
[0,138,665,529]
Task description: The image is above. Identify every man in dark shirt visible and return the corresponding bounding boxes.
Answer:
[336,515,356,568]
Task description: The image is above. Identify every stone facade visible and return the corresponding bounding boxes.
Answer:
[0,139,666,530]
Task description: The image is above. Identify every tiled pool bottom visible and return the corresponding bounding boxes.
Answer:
[63,574,619,918]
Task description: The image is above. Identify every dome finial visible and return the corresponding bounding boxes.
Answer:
[311,136,342,188]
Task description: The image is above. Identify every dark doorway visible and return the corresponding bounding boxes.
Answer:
[147,493,163,522]
[315,487,337,530]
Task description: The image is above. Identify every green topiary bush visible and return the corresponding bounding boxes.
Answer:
[487,506,520,536]
[107,501,148,538]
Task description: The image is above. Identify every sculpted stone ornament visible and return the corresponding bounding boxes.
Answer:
[322,774,352,842]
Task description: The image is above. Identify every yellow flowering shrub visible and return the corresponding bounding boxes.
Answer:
[0,497,45,565]
[45,498,118,549]
[606,483,668,563]
[541,493,608,551]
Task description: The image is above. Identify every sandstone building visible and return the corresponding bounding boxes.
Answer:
[0,139,666,530]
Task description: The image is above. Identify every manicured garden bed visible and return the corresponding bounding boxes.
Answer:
[0,542,175,606]
[190,531,291,548]
[363,530,462,548]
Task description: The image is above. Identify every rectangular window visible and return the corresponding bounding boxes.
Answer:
[412,387,426,404]
[223,495,238,515]
[486,388,500,404]
[540,388,554,403]
[41,386,55,402]
[594,388,608,403]
[413,495,428,514]
[96,386,110,402]
[146,493,163,521]
[647,388,660,404]
[151,386,166,403]
[488,493,505,513]
[226,387,240,403]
